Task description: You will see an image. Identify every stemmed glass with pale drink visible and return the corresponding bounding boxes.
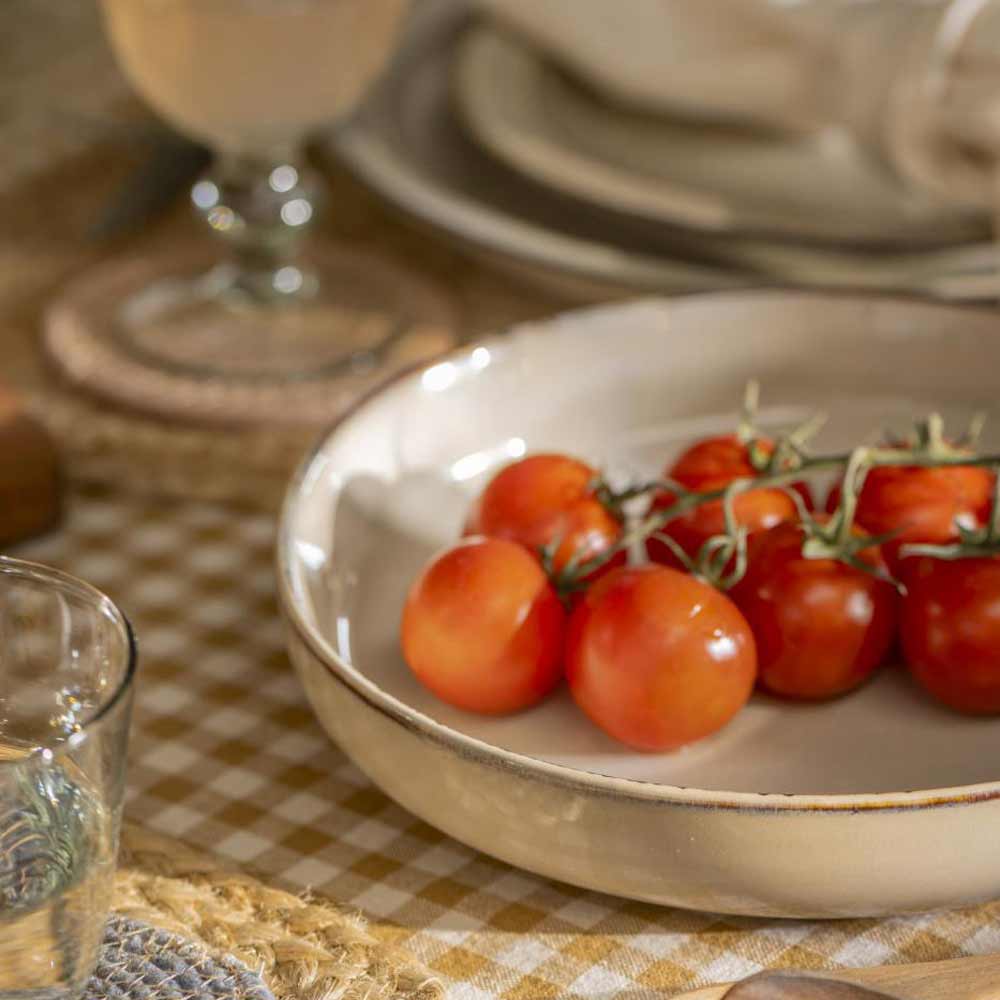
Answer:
[99,0,410,382]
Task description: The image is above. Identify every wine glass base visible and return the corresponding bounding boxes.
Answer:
[43,242,457,426]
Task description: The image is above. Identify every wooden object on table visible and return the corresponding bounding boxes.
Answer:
[680,954,1000,1000]
[0,384,60,546]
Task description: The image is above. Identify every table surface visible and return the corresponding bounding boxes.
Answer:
[5,5,1000,999]
[16,486,1000,1000]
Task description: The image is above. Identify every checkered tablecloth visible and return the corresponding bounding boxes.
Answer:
[11,484,1000,1000]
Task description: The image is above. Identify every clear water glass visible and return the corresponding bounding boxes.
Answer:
[0,558,136,1000]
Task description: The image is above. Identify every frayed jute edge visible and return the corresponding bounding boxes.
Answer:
[114,823,445,1000]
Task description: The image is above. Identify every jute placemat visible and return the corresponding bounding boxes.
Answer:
[115,824,443,1000]
[14,481,1000,1000]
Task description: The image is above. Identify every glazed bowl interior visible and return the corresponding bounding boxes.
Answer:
[282,293,1000,798]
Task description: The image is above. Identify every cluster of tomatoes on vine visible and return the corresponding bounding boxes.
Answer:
[400,388,1000,751]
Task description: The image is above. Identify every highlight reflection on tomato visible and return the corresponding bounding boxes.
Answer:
[566,565,757,751]
[465,453,623,576]
[731,522,898,700]
[401,537,566,714]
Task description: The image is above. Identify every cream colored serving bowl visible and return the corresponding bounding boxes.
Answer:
[278,292,1000,918]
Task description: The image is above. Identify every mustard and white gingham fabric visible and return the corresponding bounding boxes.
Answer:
[16,485,1000,1000]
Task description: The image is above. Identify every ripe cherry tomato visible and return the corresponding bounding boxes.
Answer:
[401,537,565,714]
[465,453,623,576]
[647,434,803,567]
[730,521,898,700]
[565,565,756,750]
[828,459,994,570]
[900,556,1000,714]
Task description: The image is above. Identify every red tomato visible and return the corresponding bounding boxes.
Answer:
[823,483,843,515]
[836,460,993,569]
[565,565,756,750]
[730,522,898,700]
[465,454,623,576]
[900,556,1000,714]
[401,537,565,714]
[647,434,803,567]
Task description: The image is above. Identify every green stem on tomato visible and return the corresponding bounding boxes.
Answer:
[571,457,846,588]
[596,476,691,510]
[568,412,1000,593]
[832,446,872,549]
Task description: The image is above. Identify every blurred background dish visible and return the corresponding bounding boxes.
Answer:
[470,0,833,131]
[331,0,748,299]
[885,0,1000,211]
[453,24,983,246]
[331,0,1000,302]
[474,0,1000,215]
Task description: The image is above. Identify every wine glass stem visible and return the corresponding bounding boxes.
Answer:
[191,149,325,302]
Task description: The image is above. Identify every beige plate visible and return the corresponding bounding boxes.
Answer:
[278,292,1000,918]
[334,0,1000,300]
[454,25,985,248]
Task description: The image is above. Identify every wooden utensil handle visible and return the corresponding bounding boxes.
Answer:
[677,955,1000,1000]
[848,954,1000,1000]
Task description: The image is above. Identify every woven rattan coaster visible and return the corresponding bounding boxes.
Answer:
[112,824,442,1000]
[43,246,457,428]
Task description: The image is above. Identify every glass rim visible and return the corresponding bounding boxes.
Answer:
[0,555,138,764]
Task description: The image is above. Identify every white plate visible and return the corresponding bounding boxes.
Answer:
[471,0,825,129]
[331,0,1000,301]
[454,25,986,247]
[279,292,1000,917]
[331,0,746,300]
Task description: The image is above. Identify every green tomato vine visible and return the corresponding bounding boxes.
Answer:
[560,385,1000,596]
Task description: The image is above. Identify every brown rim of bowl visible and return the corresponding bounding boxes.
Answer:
[276,289,1000,815]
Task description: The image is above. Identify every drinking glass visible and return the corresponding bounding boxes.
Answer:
[0,558,136,1000]
[98,0,410,383]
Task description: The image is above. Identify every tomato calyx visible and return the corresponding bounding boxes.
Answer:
[683,481,751,590]
[592,474,691,514]
[735,380,771,470]
[589,475,635,522]
[538,532,616,604]
[736,379,828,478]
[798,516,902,589]
[538,534,581,602]
[883,410,987,458]
[648,523,750,591]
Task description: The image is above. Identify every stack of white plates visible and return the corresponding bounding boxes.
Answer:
[331,0,999,300]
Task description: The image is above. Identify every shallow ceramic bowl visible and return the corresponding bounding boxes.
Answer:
[278,292,1000,918]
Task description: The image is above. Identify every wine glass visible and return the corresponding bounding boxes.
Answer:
[98,0,411,383]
